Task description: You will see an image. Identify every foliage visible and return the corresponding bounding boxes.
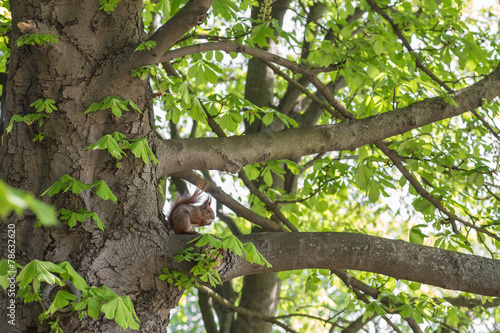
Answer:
[40,174,117,230]
[4,98,57,142]
[16,33,59,47]
[134,40,157,52]
[85,131,159,166]
[98,0,121,14]
[82,96,157,166]
[0,179,139,332]
[160,234,271,290]
[83,96,142,118]
[0,259,140,331]
[152,0,500,331]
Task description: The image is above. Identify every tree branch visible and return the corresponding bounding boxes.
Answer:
[128,0,214,69]
[159,42,332,77]
[165,233,500,296]
[238,171,298,232]
[198,288,219,333]
[157,63,500,175]
[162,63,294,232]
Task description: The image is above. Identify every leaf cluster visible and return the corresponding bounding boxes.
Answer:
[16,34,60,47]
[160,234,271,290]
[0,259,139,331]
[98,0,121,14]
[5,98,58,142]
[85,131,159,166]
[40,175,117,230]
[83,96,142,119]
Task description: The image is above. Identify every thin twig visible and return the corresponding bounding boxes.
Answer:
[365,0,452,92]
[262,59,343,119]
[238,171,298,231]
[332,269,423,333]
[198,285,299,333]
[471,110,500,142]
[484,184,500,202]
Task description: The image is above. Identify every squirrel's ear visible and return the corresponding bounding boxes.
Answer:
[203,198,211,207]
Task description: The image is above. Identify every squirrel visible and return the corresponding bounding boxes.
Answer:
[167,189,215,234]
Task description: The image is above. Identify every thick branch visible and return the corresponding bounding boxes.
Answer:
[166,233,500,296]
[157,63,500,175]
[127,0,214,69]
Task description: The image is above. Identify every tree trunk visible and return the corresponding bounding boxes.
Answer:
[0,1,180,331]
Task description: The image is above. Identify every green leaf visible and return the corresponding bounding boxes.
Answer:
[99,0,121,13]
[93,180,118,203]
[5,115,24,134]
[385,278,397,291]
[305,275,321,292]
[91,212,105,231]
[46,290,76,315]
[5,113,50,134]
[398,304,413,318]
[243,242,272,267]
[0,180,57,226]
[263,169,273,187]
[409,226,426,245]
[412,197,436,215]
[129,138,159,165]
[30,99,57,114]
[83,96,141,118]
[373,302,387,316]
[468,172,484,188]
[220,235,245,256]
[355,164,372,190]
[244,164,261,180]
[194,234,222,248]
[17,260,64,289]
[101,296,140,330]
[57,262,89,291]
[367,180,380,202]
[28,197,58,226]
[17,34,60,47]
[58,208,86,228]
[315,199,329,213]
[85,133,127,160]
[134,40,157,52]
[262,112,273,126]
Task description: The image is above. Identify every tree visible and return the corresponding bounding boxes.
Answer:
[1,0,499,332]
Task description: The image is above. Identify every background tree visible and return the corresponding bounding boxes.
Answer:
[1,0,500,332]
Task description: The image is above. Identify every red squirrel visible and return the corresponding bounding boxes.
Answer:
[167,189,215,234]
